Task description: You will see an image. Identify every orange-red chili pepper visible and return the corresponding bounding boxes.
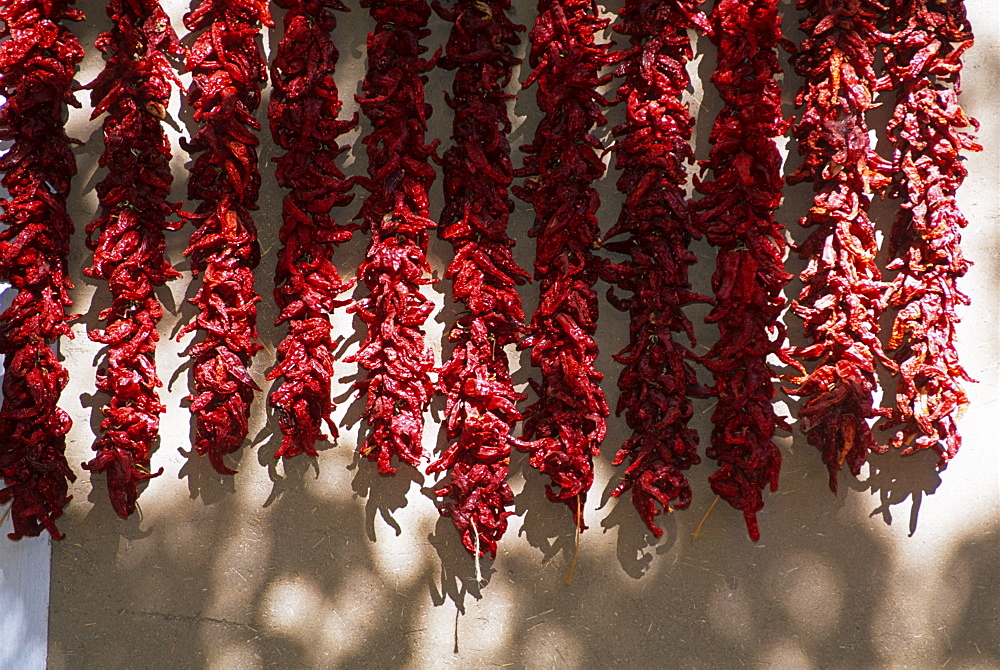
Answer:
[784,0,898,493]
[879,0,979,463]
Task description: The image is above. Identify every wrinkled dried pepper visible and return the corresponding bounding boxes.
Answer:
[784,0,897,493]
[513,0,615,530]
[601,0,708,537]
[81,0,183,518]
[178,0,270,474]
[0,0,83,539]
[267,0,357,459]
[694,0,789,541]
[348,0,438,475]
[429,0,529,557]
[879,0,979,464]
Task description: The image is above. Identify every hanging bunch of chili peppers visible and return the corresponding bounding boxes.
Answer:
[267,0,357,459]
[879,0,979,463]
[81,0,183,518]
[429,0,529,557]
[0,1,984,545]
[695,0,789,541]
[513,0,615,530]
[600,0,708,537]
[784,0,897,493]
[178,0,271,474]
[348,0,438,475]
[0,0,83,539]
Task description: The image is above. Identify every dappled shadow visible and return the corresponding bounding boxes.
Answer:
[597,493,670,579]
[177,447,239,504]
[350,455,425,541]
[512,456,580,567]
[857,448,944,537]
[945,520,1000,665]
[427,515,487,613]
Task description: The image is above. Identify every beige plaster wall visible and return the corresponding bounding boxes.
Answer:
[45,0,999,667]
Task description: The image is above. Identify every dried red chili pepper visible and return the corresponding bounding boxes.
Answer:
[178,0,271,474]
[80,0,183,518]
[600,0,708,537]
[267,0,357,459]
[512,0,616,530]
[694,0,789,541]
[879,0,979,463]
[0,0,83,540]
[428,0,528,557]
[784,0,897,493]
[347,0,439,475]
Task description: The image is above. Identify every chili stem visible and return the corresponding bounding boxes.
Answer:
[692,495,721,540]
[471,517,484,586]
[564,495,582,585]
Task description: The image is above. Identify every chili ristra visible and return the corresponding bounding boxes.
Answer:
[81,0,183,518]
[348,0,438,475]
[429,0,529,558]
[601,0,708,537]
[513,0,615,530]
[0,0,83,540]
[267,0,357,459]
[784,0,897,493]
[178,0,270,474]
[879,0,979,464]
[694,0,789,541]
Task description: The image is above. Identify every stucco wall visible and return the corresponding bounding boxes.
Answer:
[9,0,996,667]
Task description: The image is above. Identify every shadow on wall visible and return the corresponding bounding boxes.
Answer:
[45,439,1000,669]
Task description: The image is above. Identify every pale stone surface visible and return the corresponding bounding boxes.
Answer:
[0,514,49,669]
[39,0,999,668]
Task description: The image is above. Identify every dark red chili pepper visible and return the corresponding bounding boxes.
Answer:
[347,0,439,475]
[693,0,790,541]
[600,0,709,537]
[267,0,358,459]
[178,0,270,474]
[784,0,897,493]
[80,0,183,518]
[512,0,616,530]
[879,0,979,463]
[428,0,528,558]
[0,0,83,540]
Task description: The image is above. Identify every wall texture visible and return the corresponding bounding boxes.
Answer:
[17,0,999,667]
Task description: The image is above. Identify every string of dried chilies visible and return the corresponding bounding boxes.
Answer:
[0,0,83,539]
[349,0,438,475]
[429,0,529,557]
[695,0,789,541]
[784,0,898,493]
[513,0,615,530]
[82,0,183,517]
[179,0,271,474]
[267,0,357,458]
[601,0,708,537]
[0,2,982,544]
[879,0,979,463]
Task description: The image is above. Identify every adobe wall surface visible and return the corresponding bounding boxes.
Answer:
[27,0,1000,667]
